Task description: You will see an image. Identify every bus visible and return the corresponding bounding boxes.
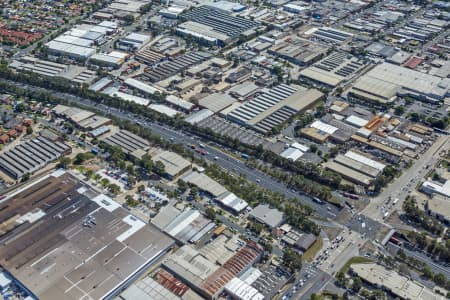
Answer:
[313,197,324,205]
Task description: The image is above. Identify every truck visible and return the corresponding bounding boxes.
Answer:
[241,153,249,159]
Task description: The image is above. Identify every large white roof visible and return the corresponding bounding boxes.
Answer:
[311,120,338,134]
[345,150,385,171]
[225,277,264,300]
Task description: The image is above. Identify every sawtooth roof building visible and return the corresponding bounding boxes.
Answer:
[177,6,259,46]
[227,84,323,134]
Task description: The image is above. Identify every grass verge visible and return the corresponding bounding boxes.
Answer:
[339,256,373,274]
[303,238,323,262]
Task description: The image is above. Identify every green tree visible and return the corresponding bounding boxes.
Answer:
[282,247,302,273]
[433,273,447,286]
[100,178,110,187]
[21,173,30,182]
[189,186,199,200]
[205,207,216,220]
[137,184,145,193]
[123,14,135,25]
[335,272,347,287]
[85,169,94,179]
[57,157,71,169]
[153,161,165,175]
[352,277,362,292]
[422,266,433,278]
[394,105,405,116]
[109,183,120,195]
[26,126,33,135]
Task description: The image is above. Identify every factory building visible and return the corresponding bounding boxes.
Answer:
[347,62,450,105]
[268,38,329,66]
[324,150,386,186]
[299,52,367,88]
[143,52,212,82]
[45,22,118,60]
[10,56,97,84]
[162,241,263,299]
[52,105,112,130]
[181,171,227,198]
[103,130,150,158]
[177,6,259,46]
[150,150,192,179]
[0,170,175,300]
[309,27,354,45]
[0,137,71,180]
[117,33,151,51]
[227,84,323,134]
[248,204,284,229]
[153,207,216,244]
[198,93,237,113]
[215,191,248,214]
[89,51,129,68]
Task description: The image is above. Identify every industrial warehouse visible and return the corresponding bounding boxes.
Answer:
[324,150,386,186]
[152,207,216,244]
[45,21,119,60]
[347,62,450,105]
[299,52,367,88]
[10,56,97,84]
[0,170,174,300]
[177,6,259,46]
[227,84,323,134]
[143,52,212,82]
[0,137,71,180]
[103,130,150,156]
[162,241,264,299]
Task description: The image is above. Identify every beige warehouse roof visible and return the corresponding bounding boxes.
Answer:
[324,161,371,186]
[351,263,445,300]
[198,93,237,113]
[299,67,344,87]
[248,88,323,125]
[153,151,191,177]
[182,171,227,197]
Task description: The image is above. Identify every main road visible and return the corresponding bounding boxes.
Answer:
[5,80,340,218]
[362,134,449,221]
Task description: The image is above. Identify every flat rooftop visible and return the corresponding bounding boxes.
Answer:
[0,170,174,300]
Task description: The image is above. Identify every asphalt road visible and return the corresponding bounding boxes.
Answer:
[362,135,449,222]
[6,80,340,219]
[279,264,334,300]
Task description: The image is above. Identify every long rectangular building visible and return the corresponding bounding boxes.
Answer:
[143,52,212,82]
[177,6,259,46]
[299,52,367,88]
[227,84,323,133]
[103,130,150,156]
[0,137,71,180]
[347,62,450,105]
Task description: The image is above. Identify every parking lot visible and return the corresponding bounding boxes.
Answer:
[251,265,291,299]
[198,116,267,146]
